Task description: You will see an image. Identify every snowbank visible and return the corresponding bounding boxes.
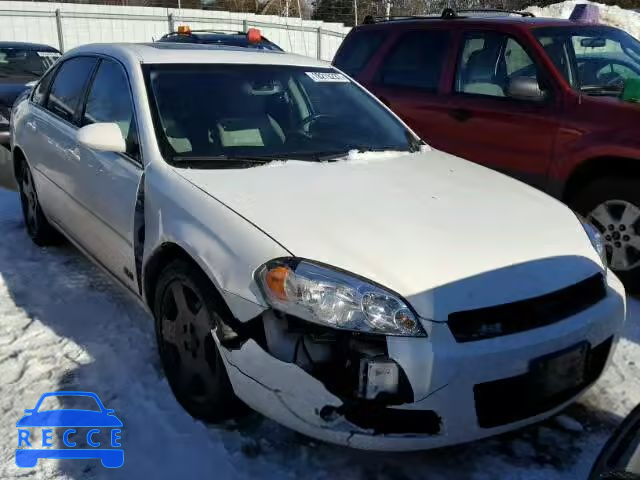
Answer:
[526,1,640,38]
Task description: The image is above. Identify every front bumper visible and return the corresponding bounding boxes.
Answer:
[218,273,626,451]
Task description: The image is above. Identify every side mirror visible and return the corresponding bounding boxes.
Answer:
[77,123,126,153]
[506,76,546,102]
[589,404,640,479]
[622,77,640,103]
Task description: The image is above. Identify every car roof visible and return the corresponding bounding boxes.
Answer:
[353,16,601,31]
[66,42,328,68]
[0,41,60,52]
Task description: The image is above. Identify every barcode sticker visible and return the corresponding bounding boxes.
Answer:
[305,72,349,83]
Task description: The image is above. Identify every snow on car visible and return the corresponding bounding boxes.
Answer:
[8,42,626,450]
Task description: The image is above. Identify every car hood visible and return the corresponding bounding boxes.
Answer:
[175,150,605,320]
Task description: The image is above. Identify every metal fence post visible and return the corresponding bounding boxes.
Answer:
[317,27,322,60]
[242,19,248,32]
[55,9,64,53]
[167,12,175,32]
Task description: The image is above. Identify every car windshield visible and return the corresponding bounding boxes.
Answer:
[0,48,59,80]
[145,64,418,167]
[534,26,640,95]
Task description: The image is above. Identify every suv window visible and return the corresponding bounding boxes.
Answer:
[333,30,386,77]
[83,59,139,158]
[378,30,449,91]
[46,56,97,123]
[456,32,540,98]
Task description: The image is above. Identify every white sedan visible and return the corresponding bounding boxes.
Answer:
[10,43,626,451]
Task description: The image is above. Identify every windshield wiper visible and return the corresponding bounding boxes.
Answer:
[171,155,278,168]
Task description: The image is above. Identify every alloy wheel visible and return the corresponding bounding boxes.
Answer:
[587,199,640,271]
[19,164,38,236]
[159,278,219,404]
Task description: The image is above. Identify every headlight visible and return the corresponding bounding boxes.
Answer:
[255,259,426,337]
[580,218,607,268]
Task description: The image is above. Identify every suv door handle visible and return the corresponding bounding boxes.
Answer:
[448,108,473,122]
[26,120,36,131]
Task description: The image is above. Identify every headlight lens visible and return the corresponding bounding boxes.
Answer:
[255,259,426,337]
[580,219,607,268]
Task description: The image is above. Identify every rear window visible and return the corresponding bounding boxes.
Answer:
[333,30,386,77]
[377,30,449,91]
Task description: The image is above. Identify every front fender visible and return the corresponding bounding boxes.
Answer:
[142,163,289,322]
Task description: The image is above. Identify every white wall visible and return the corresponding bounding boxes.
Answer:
[0,1,350,61]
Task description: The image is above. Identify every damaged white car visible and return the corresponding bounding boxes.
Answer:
[10,43,626,451]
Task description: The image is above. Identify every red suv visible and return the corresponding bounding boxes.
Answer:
[333,9,640,291]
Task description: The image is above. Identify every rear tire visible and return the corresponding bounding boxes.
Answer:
[153,258,243,422]
[17,160,60,246]
[569,177,640,293]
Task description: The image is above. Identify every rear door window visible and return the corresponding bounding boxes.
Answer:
[333,30,386,77]
[46,56,97,124]
[377,30,449,91]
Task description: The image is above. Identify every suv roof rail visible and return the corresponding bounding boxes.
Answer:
[362,8,534,24]
[451,8,535,18]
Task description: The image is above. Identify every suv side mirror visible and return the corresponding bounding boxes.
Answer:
[77,123,126,153]
[506,77,546,102]
[589,404,640,479]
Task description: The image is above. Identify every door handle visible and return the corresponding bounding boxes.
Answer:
[448,108,473,122]
[26,120,36,131]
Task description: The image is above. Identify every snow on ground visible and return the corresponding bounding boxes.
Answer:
[0,186,637,479]
[527,1,640,39]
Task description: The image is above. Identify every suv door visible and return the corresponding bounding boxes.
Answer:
[26,56,98,230]
[441,31,562,190]
[73,57,143,290]
[361,29,455,151]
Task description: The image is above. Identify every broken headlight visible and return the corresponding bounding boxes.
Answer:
[255,259,426,337]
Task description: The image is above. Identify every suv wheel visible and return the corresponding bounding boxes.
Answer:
[570,178,640,293]
[18,161,60,246]
[153,259,242,421]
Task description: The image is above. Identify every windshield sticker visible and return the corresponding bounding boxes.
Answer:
[305,72,349,83]
[36,52,60,58]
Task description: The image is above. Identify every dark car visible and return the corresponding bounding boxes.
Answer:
[0,42,60,146]
[333,8,640,291]
[157,26,284,51]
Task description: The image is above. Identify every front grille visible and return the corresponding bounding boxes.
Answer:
[474,336,612,428]
[448,274,606,342]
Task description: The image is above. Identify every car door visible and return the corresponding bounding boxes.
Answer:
[439,31,562,190]
[25,56,99,232]
[71,57,143,291]
[363,29,456,152]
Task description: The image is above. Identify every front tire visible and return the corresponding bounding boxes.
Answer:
[153,259,242,422]
[570,177,640,293]
[17,160,59,246]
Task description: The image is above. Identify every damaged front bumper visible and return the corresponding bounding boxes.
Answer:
[216,273,626,451]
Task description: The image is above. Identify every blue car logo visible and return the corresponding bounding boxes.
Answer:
[16,391,123,468]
